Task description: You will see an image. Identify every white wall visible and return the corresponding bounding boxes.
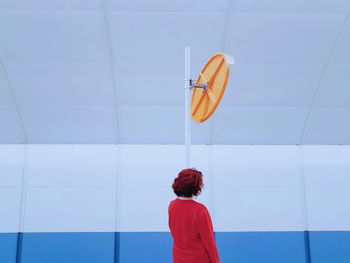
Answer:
[0,145,23,233]
[0,144,349,233]
[303,146,350,231]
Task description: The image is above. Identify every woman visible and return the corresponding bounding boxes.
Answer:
[168,168,220,263]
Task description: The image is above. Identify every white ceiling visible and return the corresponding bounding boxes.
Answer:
[0,0,350,144]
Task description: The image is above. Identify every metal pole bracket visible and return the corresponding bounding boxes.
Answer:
[189,79,208,91]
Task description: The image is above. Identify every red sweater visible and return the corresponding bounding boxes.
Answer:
[168,198,220,263]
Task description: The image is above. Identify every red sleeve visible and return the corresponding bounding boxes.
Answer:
[196,206,220,263]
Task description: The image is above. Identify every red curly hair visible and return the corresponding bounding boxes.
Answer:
[172,168,204,197]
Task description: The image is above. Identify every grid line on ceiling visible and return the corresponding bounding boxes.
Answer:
[208,0,233,145]
[299,11,350,145]
[0,56,27,143]
[0,4,350,14]
[101,0,121,144]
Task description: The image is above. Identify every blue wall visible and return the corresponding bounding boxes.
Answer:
[216,231,309,263]
[309,231,350,263]
[20,232,115,263]
[0,233,18,263]
[1,231,349,263]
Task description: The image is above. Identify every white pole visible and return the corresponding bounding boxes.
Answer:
[185,47,191,168]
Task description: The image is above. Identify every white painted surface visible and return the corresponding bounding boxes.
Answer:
[0,0,102,10]
[20,105,117,143]
[214,187,305,231]
[303,146,350,231]
[211,106,308,144]
[222,64,322,107]
[108,12,224,63]
[5,62,115,106]
[0,144,349,232]
[307,187,350,231]
[119,145,184,188]
[0,4,349,145]
[0,188,21,233]
[230,0,350,13]
[314,64,350,107]
[211,145,301,188]
[0,106,25,143]
[0,144,24,187]
[303,107,350,144]
[303,146,350,187]
[307,188,350,231]
[117,145,211,231]
[105,0,229,12]
[331,16,350,63]
[26,145,117,188]
[24,187,116,232]
[224,14,345,64]
[0,10,108,61]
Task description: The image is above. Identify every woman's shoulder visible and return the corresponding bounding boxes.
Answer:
[192,200,209,211]
[169,198,208,209]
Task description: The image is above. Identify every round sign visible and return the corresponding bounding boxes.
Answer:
[191,53,233,123]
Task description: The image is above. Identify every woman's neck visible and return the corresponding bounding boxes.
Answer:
[179,196,193,200]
